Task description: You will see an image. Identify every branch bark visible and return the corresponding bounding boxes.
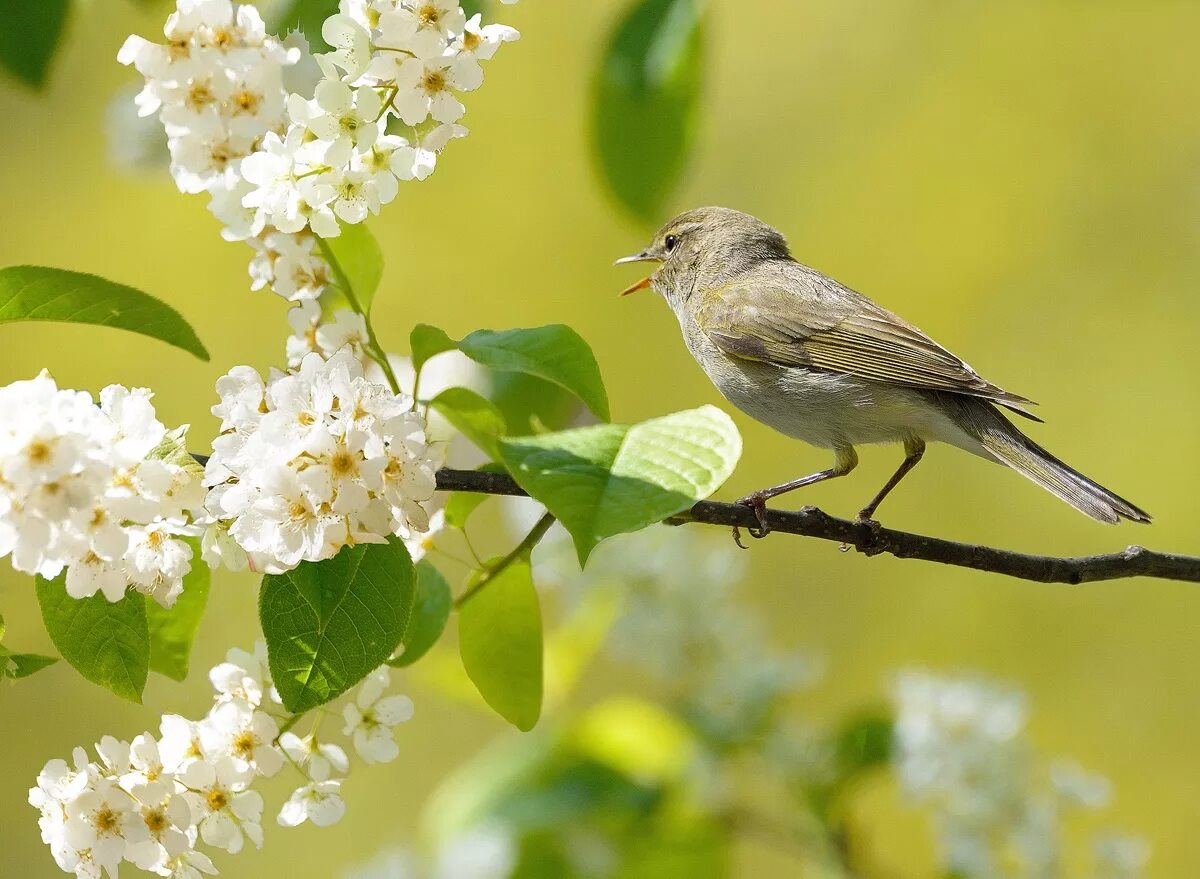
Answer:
[434,468,1200,585]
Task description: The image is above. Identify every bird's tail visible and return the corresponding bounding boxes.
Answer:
[950,398,1151,524]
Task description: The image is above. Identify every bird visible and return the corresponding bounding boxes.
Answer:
[614,206,1150,535]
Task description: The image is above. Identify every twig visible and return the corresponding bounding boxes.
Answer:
[434,468,1200,585]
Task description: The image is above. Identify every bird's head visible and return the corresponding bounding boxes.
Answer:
[614,206,791,305]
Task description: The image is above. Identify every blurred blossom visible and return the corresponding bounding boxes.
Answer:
[1093,833,1150,879]
[345,824,515,879]
[892,671,1147,879]
[106,85,169,172]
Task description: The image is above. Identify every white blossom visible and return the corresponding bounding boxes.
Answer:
[204,351,438,573]
[342,668,414,764]
[277,779,346,828]
[0,373,203,607]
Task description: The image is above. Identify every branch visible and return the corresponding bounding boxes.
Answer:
[434,468,1200,585]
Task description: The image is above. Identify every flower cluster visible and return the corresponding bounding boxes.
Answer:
[240,1,518,241]
[203,349,439,574]
[120,0,519,306]
[118,2,331,304]
[30,645,414,878]
[892,671,1149,878]
[0,373,204,607]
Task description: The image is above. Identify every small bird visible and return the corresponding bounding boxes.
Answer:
[615,206,1150,534]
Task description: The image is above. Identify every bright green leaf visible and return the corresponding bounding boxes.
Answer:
[0,266,209,360]
[460,0,487,19]
[261,538,415,712]
[458,326,609,421]
[389,561,452,668]
[267,0,340,51]
[146,541,210,682]
[35,579,149,703]
[0,0,70,89]
[410,323,457,373]
[593,0,704,218]
[459,558,543,731]
[498,405,740,564]
[445,491,489,530]
[429,388,507,459]
[1,649,58,679]
[315,224,383,314]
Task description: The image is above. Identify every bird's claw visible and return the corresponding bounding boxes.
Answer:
[734,494,772,545]
[853,514,885,555]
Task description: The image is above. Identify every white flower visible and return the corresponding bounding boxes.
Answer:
[278,732,349,782]
[64,778,141,878]
[342,668,414,764]
[434,824,517,879]
[389,123,467,181]
[181,756,263,854]
[404,507,444,563]
[321,14,372,80]
[277,779,346,827]
[204,352,438,573]
[377,0,466,60]
[389,56,469,125]
[200,701,285,777]
[292,79,382,166]
[1094,834,1150,879]
[158,714,209,774]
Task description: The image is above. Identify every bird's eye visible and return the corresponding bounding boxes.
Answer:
[664,234,679,252]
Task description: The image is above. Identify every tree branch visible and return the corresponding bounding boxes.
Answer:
[434,468,1200,585]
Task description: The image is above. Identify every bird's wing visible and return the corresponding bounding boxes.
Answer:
[697,270,1041,420]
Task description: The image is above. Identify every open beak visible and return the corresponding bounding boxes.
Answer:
[613,252,660,296]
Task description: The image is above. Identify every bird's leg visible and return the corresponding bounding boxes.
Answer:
[857,437,925,522]
[735,447,858,541]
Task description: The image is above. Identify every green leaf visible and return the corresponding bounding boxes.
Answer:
[0,0,70,89]
[315,224,383,313]
[458,558,543,731]
[35,579,149,702]
[458,326,609,421]
[148,425,206,482]
[490,371,584,435]
[807,709,894,820]
[445,492,489,530]
[267,0,340,51]
[429,388,507,458]
[461,0,487,19]
[0,266,209,360]
[498,405,740,564]
[410,323,458,374]
[389,561,452,668]
[593,0,704,218]
[261,538,415,713]
[146,541,210,682]
[1,649,58,679]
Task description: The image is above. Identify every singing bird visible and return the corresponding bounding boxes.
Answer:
[615,206,1150,533]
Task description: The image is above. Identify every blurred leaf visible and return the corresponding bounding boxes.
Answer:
[0,266,209,360]
[593,0,704,218]
[498,405,740,564]
[35,579,148,703]
[410,323,458,373]
[544,587,621,706]
[572,698,695,782]
[1,649,58,679]
[268,0,339,51]
[261,538,415,712]
[315,224,383,313]
[389,561,451,668]
[808,709,894,820]
[429,387,507,459]
[459,557,543,731]
[458,326,609,421]
[0,0,70,89]
[490,371,583,434]
[461,0,487,19]
[145,541,210,682]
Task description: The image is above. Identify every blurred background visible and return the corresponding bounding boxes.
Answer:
[3,0,1200,876]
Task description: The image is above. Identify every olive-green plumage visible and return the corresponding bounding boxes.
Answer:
[616,206,1150,526]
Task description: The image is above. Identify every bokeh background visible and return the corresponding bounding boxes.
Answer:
[3,0,1200,875]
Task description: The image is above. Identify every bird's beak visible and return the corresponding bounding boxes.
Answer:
[613,251,659,296]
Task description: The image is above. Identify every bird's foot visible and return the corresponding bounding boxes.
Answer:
[852,513,885,556]
[734,493,772,545]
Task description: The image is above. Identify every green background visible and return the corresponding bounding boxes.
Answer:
[2,1,1199,875]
